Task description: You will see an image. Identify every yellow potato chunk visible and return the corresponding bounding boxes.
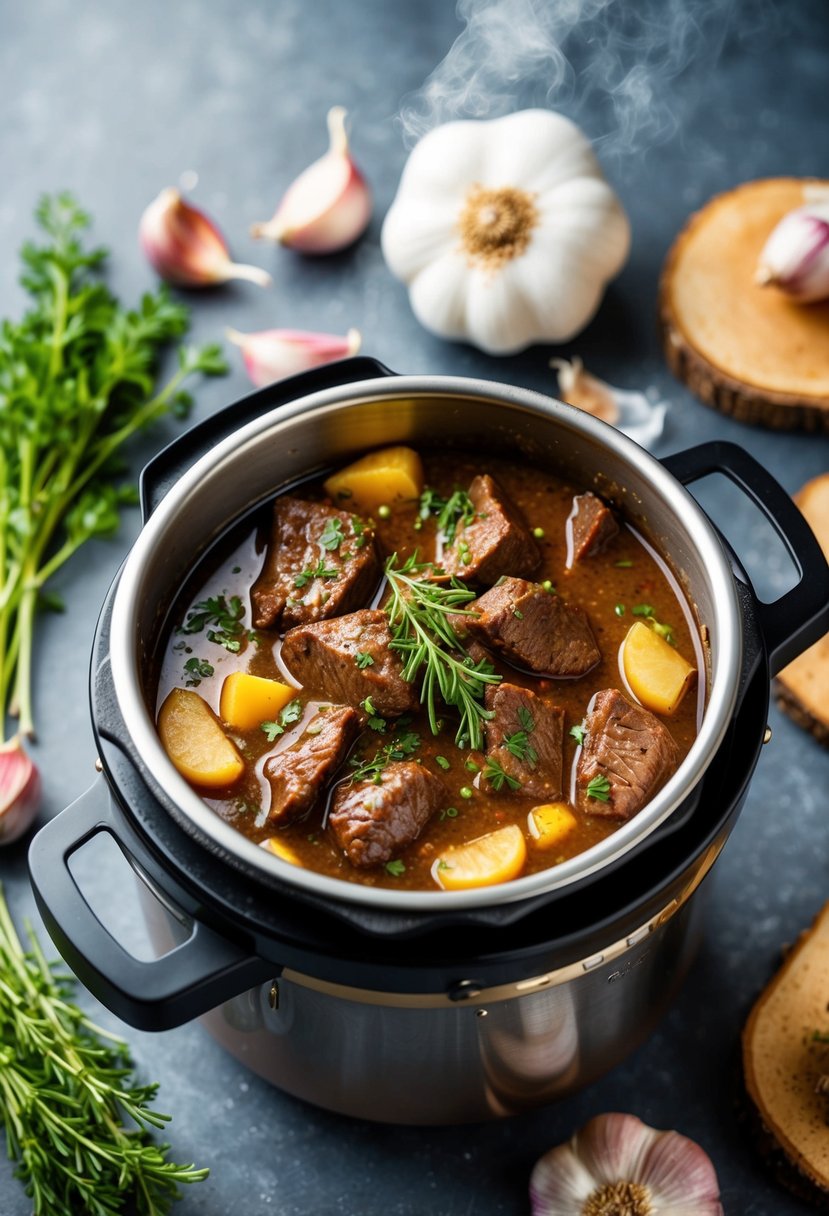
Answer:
[262,837,303,866]
[158,688,244,789]
[528,802,577,851]
[323,445,424,514]
[220,671,295,732]
[622,621,696,716]
[433,825,527,891]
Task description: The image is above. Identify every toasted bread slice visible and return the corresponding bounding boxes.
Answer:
[743,902,829,1199]
[660,179,829,431]
[776,474,829,744]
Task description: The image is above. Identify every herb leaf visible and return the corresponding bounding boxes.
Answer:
[385,859,406,877]
[482,756,522,792]
[261,698,304,742]
[294,560,339,589]
[418,487,476,544]
[319,516,345,551]
[586,774,612,802]
[355,651,375,669]
[183,656,214,686]
[570,722,586,746]
[350,731,421,781]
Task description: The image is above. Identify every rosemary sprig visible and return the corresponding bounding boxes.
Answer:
[383,553,500,749]
[0,885,206,1215]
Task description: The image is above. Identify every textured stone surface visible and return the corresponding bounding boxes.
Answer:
[1,1,828,1212]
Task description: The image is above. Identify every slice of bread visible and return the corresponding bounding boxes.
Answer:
[776,474,829,744]
[743,902,829,1200]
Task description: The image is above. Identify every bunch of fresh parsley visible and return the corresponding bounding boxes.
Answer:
[0,194,226,740]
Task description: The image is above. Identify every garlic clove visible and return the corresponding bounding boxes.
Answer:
[552,357,668,449]
[756,202,829,303]
[140,188,272,289]
[530,1113,722,1216]
[226,327,361,388]
[0,737,41,845]
[251,107,372,254]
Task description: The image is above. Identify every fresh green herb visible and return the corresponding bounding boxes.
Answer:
[377,504,392,520]
[385,859,406,877]
[294,560,339,589]
[383,552,500,749]
[632,604,654,618]
[355,651,375,669]
[435,755,451,770]
[459,786,474,799]
[615,559,634,568]
[231,565,242,574]
[305,720,324,736]
[541,579,555,594]
[351,516,367,548]
[464,758,480,772]
[615,603,625,617]
[0,195,226,739]
[502,731,538,766]
[418,487,476,545]
[436,859,452,872]
[261,698,304,742]
[181,594,247,653]
[586,774,612,802]
[482,757,522,792]
[633,604,676,645]
[349,731,421,782]
[183,656,213,687]
[532,526,545,539]
[570,722,586,746]
[513,609,524,620]
[0,885,207,1214]
[319,516,345,551]
[518,706,534,732]
[439,806,459,820]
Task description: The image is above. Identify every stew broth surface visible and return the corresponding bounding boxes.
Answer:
[156,452,704,891]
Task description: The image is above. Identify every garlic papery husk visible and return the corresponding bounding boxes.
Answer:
[530,1112,723,1216]
[0,738,41,845]
[140,189,272,288]
[226,327,361,388]
[552,357,667,449]
[251,107,372,254]
[756,202,829,302]
[381,110,630,355]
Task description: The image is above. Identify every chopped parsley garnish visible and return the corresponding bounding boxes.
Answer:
[614,603,625,617]
[355,651,375,669]
[351,516,367,548]
[294,560,339,589]
[385,859,406,877]
[180,594,246,651]
[512,609,524,620]
[586,774,611,802]
[319,516,345,551]
[183,656,214,686]
[482,757,522,792]
[615,559,634,568]
[436,859,452,872]
[633,604,676,646]
[632,603,654,618]
[261,698,304,742]
[384,552,500,749]
[349,731,421,782]
[570,722,586,746]
[464,759,480,772]
[435,755,451,770]
[502,705,537,766]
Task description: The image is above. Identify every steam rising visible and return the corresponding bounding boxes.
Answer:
[398,0,774,159]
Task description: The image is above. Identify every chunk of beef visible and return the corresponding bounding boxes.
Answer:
[456,577,600,678]
[329,761,446,868]
[280,609,418,717]
[484,682,564,800]
[566,492,619,566]
[264,705,359,825]
[440,474,540,585]
[576,688,679,820]
[251,497,379,630]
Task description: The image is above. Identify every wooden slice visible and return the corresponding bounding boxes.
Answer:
[743,903,829,1204]
[776,474,829,743]
[660,178,829,430]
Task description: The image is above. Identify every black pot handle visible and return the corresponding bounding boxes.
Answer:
[661,441,829,676]
[28,780,274,1030]
[140,355,395,520]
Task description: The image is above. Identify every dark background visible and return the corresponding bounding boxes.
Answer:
[1,1,827,1212]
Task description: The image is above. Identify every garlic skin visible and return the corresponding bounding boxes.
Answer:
[251,108,372,255]
[226,327,361,388]
[530,1112,723,1216]
[140,189,272,288]
[756,202,829,302]
[381,109,630,355]
[552,357,667,449]
[0,738,41,845]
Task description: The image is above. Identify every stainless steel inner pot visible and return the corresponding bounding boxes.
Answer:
[108,375,742,910]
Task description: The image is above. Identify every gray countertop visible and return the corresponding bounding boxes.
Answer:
[1,1,827,1212]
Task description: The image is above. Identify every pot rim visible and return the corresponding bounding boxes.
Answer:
[109,374,742,911]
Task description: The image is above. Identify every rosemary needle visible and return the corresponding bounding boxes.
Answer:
[383,552,500,749]
[0,884,207,1215]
